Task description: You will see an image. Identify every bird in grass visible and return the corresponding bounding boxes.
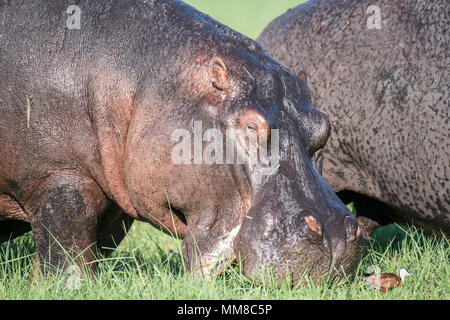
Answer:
[363,268,413,294]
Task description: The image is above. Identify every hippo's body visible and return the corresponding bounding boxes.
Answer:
[0,0,361,282]
[258,0,449,236]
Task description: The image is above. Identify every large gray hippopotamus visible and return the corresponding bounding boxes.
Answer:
[258,0,449,237]
[0,0,361,283]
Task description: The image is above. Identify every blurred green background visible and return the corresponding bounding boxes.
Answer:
[183,0,307,39]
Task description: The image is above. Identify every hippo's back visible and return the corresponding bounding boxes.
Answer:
[258,0,449,234]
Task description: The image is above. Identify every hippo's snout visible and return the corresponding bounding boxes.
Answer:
[304,213,361,244]
[234,202,362,283]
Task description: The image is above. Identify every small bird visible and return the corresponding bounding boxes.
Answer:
[363,268,413,293]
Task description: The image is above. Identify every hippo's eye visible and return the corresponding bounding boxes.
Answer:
[212,82,223,91]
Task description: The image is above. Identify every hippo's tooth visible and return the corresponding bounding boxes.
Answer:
[199,225,241,277]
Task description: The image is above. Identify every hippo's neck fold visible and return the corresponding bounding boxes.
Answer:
[88,59,139,219]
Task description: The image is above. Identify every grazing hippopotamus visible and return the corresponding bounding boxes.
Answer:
[0,0,361,283]
[258,0,449,237]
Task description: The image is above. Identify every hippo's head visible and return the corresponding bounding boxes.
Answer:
[122,7,361,284]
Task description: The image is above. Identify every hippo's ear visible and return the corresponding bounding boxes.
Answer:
[209,57,228,91]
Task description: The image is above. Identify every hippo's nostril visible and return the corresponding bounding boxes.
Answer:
[356,225,361,239]
[344,216,361,242]
[304,215,322,236]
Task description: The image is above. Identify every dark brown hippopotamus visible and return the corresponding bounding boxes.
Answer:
[258,0,449,237]
[0,0,361,284]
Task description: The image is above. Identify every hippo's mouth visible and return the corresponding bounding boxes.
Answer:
[198,225,241,277]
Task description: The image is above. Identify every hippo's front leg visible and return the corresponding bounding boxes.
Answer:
[27,171,108,274]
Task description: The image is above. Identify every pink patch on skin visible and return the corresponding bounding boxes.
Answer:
[304,215,322,236]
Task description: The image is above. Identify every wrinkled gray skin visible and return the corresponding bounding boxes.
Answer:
[0,0,361,284]
[259,0,449,237]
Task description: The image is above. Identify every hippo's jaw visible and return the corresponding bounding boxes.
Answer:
[233,186,362,283]
[231,116,362,283]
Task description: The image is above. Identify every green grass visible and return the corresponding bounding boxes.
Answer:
[183,0,307,39]
[0,221,448,299]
